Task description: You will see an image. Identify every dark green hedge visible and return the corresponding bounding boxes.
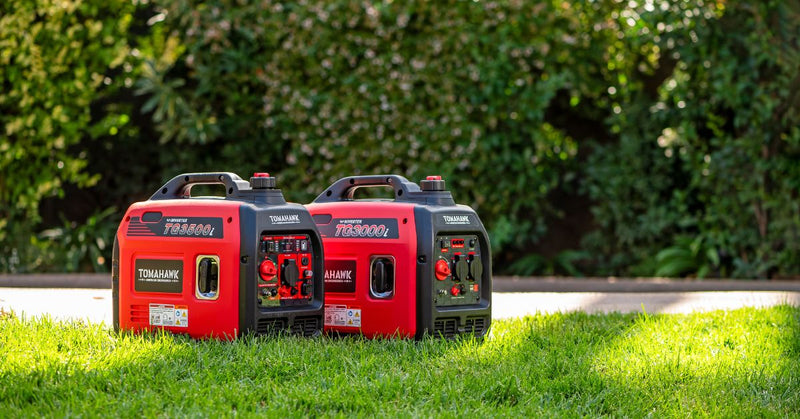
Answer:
[0,0,137,272]
[584,1,800,278]
[2,0,799,278]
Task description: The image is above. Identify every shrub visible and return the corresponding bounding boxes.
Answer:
[0,0,138,272]
[134,0,623,261]
[584,1,800,278]
[3,0,800,277]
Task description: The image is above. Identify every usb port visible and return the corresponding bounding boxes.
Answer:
[452,239,465,248]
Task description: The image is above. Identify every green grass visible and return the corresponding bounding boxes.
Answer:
[1,307,799,417]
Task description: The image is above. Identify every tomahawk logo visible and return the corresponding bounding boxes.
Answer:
[325,270,353,280]
[443,215,471,225]
[323,259,356,293]
[138,268,181,280]
[134,259,183,293]
[269,214,301,225]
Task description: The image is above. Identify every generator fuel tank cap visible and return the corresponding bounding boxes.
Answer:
[420,175,445,191]
[250,172,276,189]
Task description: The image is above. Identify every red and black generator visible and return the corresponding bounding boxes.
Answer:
[112,172,324,339]
[306,175,491,339]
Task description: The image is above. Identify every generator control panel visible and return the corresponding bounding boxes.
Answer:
[433,233,484,307]
[257,233,314,307]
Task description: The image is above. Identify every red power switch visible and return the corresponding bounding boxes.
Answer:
[259,259,277,281]
[450,285,460,296]
[435,259,451,280]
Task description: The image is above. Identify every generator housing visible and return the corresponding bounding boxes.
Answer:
[306,175,491,339]
[113,172,324,339]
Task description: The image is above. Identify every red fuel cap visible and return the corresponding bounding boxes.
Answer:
[253,172,270,177]
[435,259,451,280]
[259,259,277,281]
[426,175,442,180]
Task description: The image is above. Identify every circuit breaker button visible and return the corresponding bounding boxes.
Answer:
[301,282,312,296]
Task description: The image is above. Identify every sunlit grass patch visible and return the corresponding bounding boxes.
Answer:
[591,306,800,416]
[1,307,798,416]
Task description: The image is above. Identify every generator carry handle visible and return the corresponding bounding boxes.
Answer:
[312,175,421,203]
[149,172,253,201]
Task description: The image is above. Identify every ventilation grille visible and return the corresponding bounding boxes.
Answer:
[291,316,321,337]
[130,304,149,324]
[433,318,457,338]
[465,317,488,336]
[256,318,287,334]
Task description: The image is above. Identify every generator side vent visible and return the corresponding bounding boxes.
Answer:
[433,318,457,338]
[465,317,487,335]
[291,316,320,336]
[256,318,287,334]
[130,304,149,324]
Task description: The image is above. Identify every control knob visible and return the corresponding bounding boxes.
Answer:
[435,259,451,280]
[259,259,277,281]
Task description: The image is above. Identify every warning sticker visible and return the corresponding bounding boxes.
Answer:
[149,304,188,328]
[324,304,361,328]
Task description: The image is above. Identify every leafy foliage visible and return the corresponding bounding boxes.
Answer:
[0,0,138,271]
[2,0,800,277]
[136,0,598,247]
[509,250,590,277]
[584,1,800,278]
[0,208,116,273]
[655,236,721,279]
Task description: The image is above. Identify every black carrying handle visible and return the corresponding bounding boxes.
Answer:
[149,172,252,201]
[312,175,422,203]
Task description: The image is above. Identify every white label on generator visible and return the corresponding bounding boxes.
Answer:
[325,305,361,328]
[149,304,188,328]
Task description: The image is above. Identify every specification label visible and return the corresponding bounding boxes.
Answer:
[149,304,188,328]
[324,305,361,328]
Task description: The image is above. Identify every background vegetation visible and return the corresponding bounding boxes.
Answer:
[1,0,799,278]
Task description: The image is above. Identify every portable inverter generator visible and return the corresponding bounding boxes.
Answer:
[306,175,491,339]
[112,172,324,339]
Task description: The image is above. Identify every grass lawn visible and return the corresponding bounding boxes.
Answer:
[1,306,799,417]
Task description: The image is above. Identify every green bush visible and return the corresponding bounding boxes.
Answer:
[0,0,138,272]
[2,0,799,277]
[134,0,639,269]
[136,0,599,248]
[584,1,800,278]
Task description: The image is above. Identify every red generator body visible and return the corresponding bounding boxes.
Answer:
[113,172,324,339]
[306,175,491,339]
